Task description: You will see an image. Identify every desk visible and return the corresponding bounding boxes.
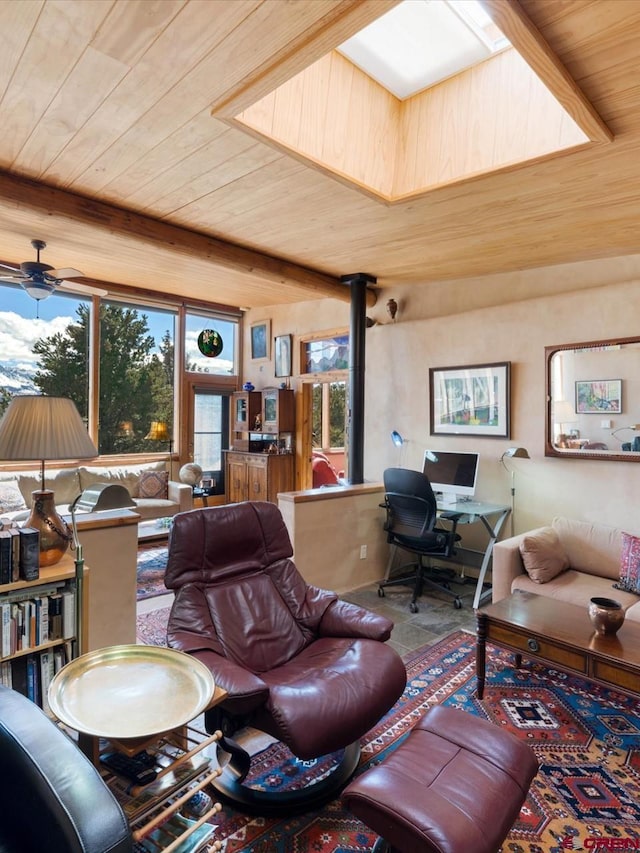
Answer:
[436,499,510,609]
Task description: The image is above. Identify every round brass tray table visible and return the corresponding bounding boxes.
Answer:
[48,644,217,760]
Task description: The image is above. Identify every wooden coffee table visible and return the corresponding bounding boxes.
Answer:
[476,590,640,699]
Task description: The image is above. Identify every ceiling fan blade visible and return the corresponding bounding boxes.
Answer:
[0,272,27,282]
[49,267,85,279]
[58,280,108,297]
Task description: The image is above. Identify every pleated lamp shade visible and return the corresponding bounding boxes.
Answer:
[0,395,98,463]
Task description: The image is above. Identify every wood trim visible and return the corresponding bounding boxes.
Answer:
[210,0,399,118]
[481,0,613,144]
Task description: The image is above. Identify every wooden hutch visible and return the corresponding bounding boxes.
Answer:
[225,388,295,504]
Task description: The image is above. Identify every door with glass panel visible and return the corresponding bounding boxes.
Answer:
[188,388,230,496]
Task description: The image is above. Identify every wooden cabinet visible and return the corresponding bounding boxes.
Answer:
[232,390,261,432]
[225,451,294,504]
[261,388,294,434]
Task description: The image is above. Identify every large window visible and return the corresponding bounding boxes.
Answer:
[185,310,237,376]
[0,283,90,421]
[98,300,176,455]
[0,281,239,459]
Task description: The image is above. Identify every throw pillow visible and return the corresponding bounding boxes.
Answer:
[614,531,640,594]
[519,527,570,583]
[138,470,169,500]
[0,478,28,513]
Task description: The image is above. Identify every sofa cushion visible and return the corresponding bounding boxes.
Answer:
[519,527,569,583]
[79,461,165,498]
[512,569,640,612]
[0,479,27,513]
[552,516,622,580]
[15,468,82,505]
[139,470,169,499]
[614,532,640,595]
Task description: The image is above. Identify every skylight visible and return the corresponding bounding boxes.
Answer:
[337,0,510,100]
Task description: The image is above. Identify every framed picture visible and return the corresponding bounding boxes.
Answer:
[274,334,292,377]
[429,362,511,437]
[575,379,622,413]
[250,320,270,361]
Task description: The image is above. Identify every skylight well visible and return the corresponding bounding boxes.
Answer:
[337,0,510,100]
[229,0,604,204]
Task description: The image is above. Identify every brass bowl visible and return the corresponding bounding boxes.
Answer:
[588,597,625,636]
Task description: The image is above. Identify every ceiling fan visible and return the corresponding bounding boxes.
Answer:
[0,238,101,302]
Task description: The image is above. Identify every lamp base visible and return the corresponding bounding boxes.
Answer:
[27,490,72,567]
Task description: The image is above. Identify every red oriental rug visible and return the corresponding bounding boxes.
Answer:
[137,626,640,852]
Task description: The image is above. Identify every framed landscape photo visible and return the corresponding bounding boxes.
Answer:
[575,379,622,413]
[250,320,270,361]
[274,334,292,377]
[429,361,511,437]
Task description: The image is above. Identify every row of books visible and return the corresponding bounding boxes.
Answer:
[0,523,40,585]
[0,645,72,715]
[0,584,75,658]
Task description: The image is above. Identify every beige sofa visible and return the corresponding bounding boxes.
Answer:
[492,516,640,623]
[0,461,192,524]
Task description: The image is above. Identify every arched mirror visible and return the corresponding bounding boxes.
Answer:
[546,336,640,461]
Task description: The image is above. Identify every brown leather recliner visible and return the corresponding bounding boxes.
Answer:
[165,501,407,815]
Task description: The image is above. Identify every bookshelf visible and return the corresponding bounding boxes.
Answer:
[0,554,89,710]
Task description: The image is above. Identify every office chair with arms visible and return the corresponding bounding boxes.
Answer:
[378,467,462,612]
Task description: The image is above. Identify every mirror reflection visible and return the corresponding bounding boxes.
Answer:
[546,337,640,461]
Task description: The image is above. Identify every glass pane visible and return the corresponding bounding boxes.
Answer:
[311,384,322,447]
[329,381,347,447]
[193,392,227,474]
[304,335,348,373]
[98,301,176,454]
[185,311,237,376]
[0,282,90,422]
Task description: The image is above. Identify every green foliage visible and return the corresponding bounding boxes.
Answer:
[31,304,174,455]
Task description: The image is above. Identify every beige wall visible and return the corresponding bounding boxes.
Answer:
[245,255,640,539]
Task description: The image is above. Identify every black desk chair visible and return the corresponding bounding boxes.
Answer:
[378,467,462,612]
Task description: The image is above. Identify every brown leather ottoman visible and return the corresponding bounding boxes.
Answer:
[342,705,538,853]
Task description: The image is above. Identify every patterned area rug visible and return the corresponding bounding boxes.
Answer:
[136,544,169,601]
[136,605,171,645]
[136,625,640,852]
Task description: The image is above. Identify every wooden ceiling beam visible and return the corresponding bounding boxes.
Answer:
[481,0,613,143]
[0,169,377,306]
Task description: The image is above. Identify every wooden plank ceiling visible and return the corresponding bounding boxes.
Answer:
[0,0,638,309]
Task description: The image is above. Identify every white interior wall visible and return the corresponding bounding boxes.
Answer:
[244,259,640,537]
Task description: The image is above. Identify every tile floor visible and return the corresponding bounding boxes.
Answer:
[342,576,478,658]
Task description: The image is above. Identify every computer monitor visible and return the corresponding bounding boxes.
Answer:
[423,450,479,505]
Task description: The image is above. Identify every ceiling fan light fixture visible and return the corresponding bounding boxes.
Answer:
[21,280,56,300]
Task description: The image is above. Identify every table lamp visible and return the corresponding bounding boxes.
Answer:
[0,395,98,567]
[146,419,173,477]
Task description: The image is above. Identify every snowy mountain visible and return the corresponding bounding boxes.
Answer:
[0,363,38,395]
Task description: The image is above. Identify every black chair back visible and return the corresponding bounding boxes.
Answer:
[384,467,438,536]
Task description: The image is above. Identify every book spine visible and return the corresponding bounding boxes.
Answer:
[62,590,76,640]
[0,531,11,585]
[0,601,10,657]
[18,527,40,581]
[26,653,38,704]
[39,650,54,716]
[8,528,20,583]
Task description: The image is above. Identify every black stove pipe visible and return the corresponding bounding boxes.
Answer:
[341,273,376,484]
